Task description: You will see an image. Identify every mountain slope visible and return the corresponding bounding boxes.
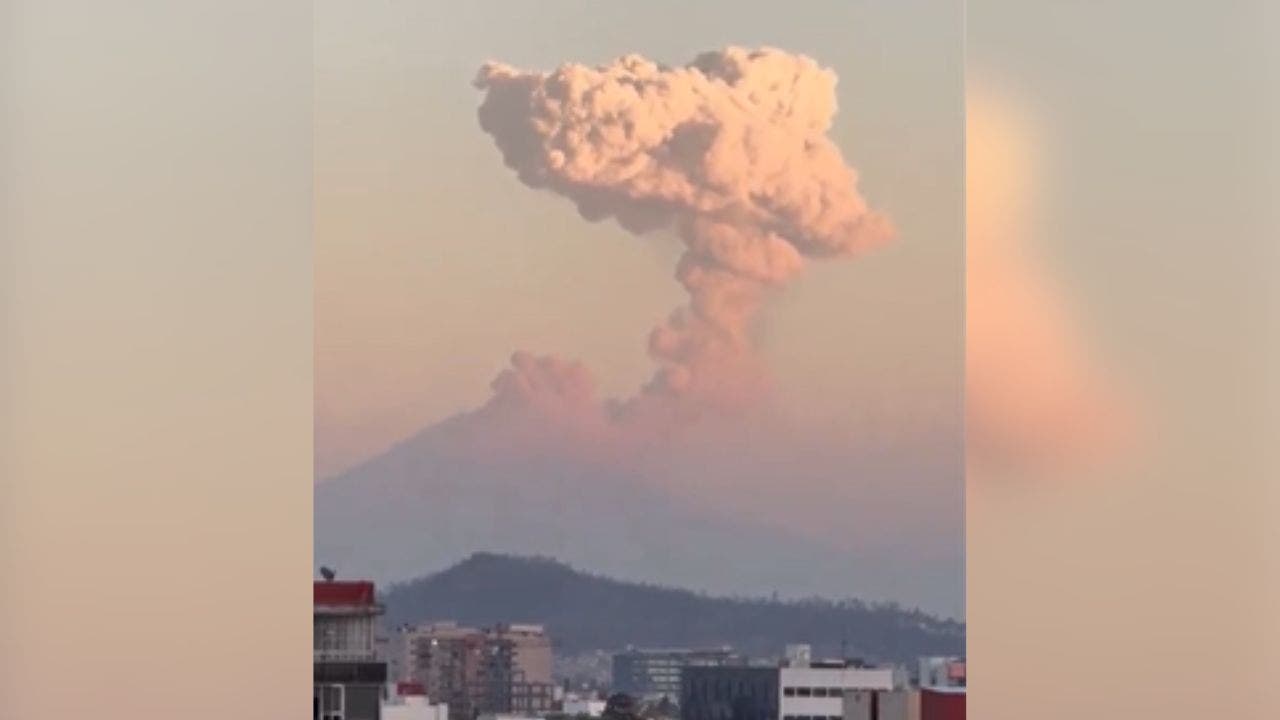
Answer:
[314,412,958,613]
[381,553,964,664]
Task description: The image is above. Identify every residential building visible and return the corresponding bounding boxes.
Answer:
[613,647,742,700]
[406,622,556,719]
[411,623,487,719]
[481,623,556,715]
[315,579,389,720]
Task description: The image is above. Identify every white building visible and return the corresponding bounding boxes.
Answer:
[843,690,920,720]
[562,696,607,717]
[779,646,898,720]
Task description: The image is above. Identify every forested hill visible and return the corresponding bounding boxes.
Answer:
[380,553,963,664]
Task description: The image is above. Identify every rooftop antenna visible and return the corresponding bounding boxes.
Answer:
[320,566,336,581]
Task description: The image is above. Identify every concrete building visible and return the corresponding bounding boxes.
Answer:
[778,647,898,720]
[482,623,556,715]
[843,688,962,720]
[405,622,555,719]
[843,690,920,720]
[680,665,780,720]
[410,623,487,719]
[315,579,388,720]
[613,647,742,700]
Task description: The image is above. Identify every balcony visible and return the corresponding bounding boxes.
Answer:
[314,648,379,664]
[313,659,388,684]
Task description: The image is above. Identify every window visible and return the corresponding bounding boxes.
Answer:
[318,684,344,720]
[783,688,796,697]
[813,688,827,697]
[796,688,812,697]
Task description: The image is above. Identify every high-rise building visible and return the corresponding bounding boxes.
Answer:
[482,623,555,715]
[613,647,742,700]
[411,623,487,720]
[406,622,555,719]
[315,579,389,720]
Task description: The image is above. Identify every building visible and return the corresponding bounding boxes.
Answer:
[405,622,556,719]
[843,688,963,720]
[481,623,556,715]
[410,623,487,719]
[562,694,607,717]
[680,665,780,720]
[843,690,919,720]
[918,689,963,720]
[315,579,389,720]
[779,647,898,720]
[384,682,451,720]
[613,647,742,700]
[915,658,964,690]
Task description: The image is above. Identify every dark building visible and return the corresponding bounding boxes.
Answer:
[315,579,388,720]
[613,647,742,700]
[680,666,779,720]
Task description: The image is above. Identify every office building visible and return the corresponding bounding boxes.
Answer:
[779,646,898,720]
[680,665,780,720]
[844,690,919,720]
[613,647,742,700]
[843,688,963,720]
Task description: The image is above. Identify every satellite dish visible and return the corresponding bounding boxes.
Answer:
[320,566,336,581]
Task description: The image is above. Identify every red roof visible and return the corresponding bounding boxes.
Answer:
[314,580,376,607]
[396,682,427,697]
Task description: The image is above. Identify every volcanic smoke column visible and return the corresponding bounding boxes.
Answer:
[474,47,893,418]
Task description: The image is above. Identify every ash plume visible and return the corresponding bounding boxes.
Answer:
[474,47,893,419]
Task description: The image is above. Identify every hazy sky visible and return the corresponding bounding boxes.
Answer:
[314,1,963,615]
[316,0,962,477]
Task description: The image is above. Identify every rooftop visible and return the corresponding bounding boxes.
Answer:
[314,580,378,608]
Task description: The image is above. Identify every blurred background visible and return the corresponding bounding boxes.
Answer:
[968,2,1279,718]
